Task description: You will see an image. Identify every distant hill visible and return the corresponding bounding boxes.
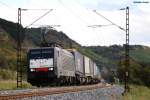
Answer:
[84,45,150,68]
[83,45,150,86]
[24,28,80,48]
[0,24,17,69]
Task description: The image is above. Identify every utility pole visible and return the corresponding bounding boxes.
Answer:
[120,6,130,93]
[16,8,53,88]
[93,7,130,92]
[17,8,22,88]
[125,6,130,92]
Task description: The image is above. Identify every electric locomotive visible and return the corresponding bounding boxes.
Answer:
[27,47,75,86]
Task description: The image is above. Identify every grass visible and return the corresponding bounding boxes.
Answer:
[123,85,150,100]
[0,80,33,90]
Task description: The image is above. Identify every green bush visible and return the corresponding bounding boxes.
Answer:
[0,69,16,80]
[0,53,8,69]
[0,80,33,90]
[123,85,150,100]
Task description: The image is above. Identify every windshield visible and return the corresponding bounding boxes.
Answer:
[30,58,53,68]
[28,48,54,68]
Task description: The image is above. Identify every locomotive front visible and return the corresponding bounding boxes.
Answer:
[27,47,56,86]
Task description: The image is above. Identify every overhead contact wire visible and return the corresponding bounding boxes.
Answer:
[25,9,53,28]
[93,10,125,31]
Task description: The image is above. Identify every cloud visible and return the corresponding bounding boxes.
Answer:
[0,0,150,46]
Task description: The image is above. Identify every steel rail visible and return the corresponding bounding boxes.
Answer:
[0,83,110,100]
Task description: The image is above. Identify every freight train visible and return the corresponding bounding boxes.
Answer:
[27,47,101,86]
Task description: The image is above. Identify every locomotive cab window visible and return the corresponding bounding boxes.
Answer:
[28,48,54,71]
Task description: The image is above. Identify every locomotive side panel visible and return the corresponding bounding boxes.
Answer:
[57,49,75,77]
[54,47,61,78]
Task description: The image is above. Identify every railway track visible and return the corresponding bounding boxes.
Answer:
[0,83,110,100]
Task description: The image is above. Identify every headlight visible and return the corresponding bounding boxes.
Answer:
[49,67,53,71]
[30,68,35,72]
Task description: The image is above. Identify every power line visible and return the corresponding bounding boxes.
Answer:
[57,0,89,25]
[72,0,117,29]
[93,10,125,31]
[31,24,61,27]
[25,9,53,28]
[88,24,113,28]
[21,8,51,11]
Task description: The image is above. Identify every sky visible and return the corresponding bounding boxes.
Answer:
[0,0,150,46]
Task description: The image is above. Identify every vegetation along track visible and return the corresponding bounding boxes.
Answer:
[0,83,110,100]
